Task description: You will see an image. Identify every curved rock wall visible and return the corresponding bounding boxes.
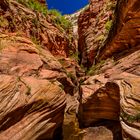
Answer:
[0,75,66,140]
[0,0,140,139]
[79,75,120,127]
[117,75,140,140]
[78,0,140,68]
[98,0,140,61]
[78,1,140,139]
[0,34,67,140]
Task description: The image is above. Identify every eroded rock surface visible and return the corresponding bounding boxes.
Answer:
[0,0,75,57]
[0,0,140,140]
[78,0,140,139]
[0,34,67,140]
[0,75,66,140]
[98,0,140,61]
[79,68,140,140]
[78,0,117,67]
[79,74,120,127]
[117,74,140,140]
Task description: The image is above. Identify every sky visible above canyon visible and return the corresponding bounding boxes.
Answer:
[46,0,89,14]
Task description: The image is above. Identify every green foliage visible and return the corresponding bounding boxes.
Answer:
[86,60,106,76]
[69,51,79,62]
[121,111,140,123]
[17,0,47,15]
[31,18,40,28]
[105,20,113,31]
[27,0,47,15]
[106,1,116,10]
[58,59,65,65]
[48,9,72,30]
[96,34,105,42]
[67,72,75,80]
[0,16,8,27]
[31,36,40,46]
[59,84,64,90]
[17,1,72,30]
[48,9,61,17]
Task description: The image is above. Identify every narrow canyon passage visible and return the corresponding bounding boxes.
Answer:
[0,0,139,140]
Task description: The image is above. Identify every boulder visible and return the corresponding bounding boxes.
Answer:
[78,74,120,127]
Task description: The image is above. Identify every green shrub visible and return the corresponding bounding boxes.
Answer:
[96,34,105,42]
[59,84,64,90]
[48,9,61,17]
[105,20,113,31]
[69,51,79,62]
[121,111,140,123]
[48,9,72,30]
[0,16,8,27]
[86,60,105,76]
[17,0,47,15]
[67,72,75,80]
[106,1,116,10]
[17,1,72,30]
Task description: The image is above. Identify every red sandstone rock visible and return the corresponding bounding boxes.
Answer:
[0,75,66,140]
[79,74,120,127]
[0,0,75,57]
[78,0,117,67]
[98,0,140,61]
[0,34,67,139]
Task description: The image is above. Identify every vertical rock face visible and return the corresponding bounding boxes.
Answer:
[78,60,140,139]
[78,0,140,67]
[65,5,89,38]
[0,0,140,139]
[78,0,140,139]
[0,0,79,139]
[98,0,140,61]
[78,0,117,67]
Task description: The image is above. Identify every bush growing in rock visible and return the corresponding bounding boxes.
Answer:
[48,9,72,30]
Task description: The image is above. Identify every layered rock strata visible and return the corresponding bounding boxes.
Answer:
[98,0,140,61]
[0,75,66,140]
[0,34,67,140]
[78,56,140,140]
[0,0,75,57]
[78,1,140,140]
[78,0,117,67]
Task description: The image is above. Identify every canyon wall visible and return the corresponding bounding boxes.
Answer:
[78,0,140,139]
[78,0,117,67]
[0,0,78,139]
